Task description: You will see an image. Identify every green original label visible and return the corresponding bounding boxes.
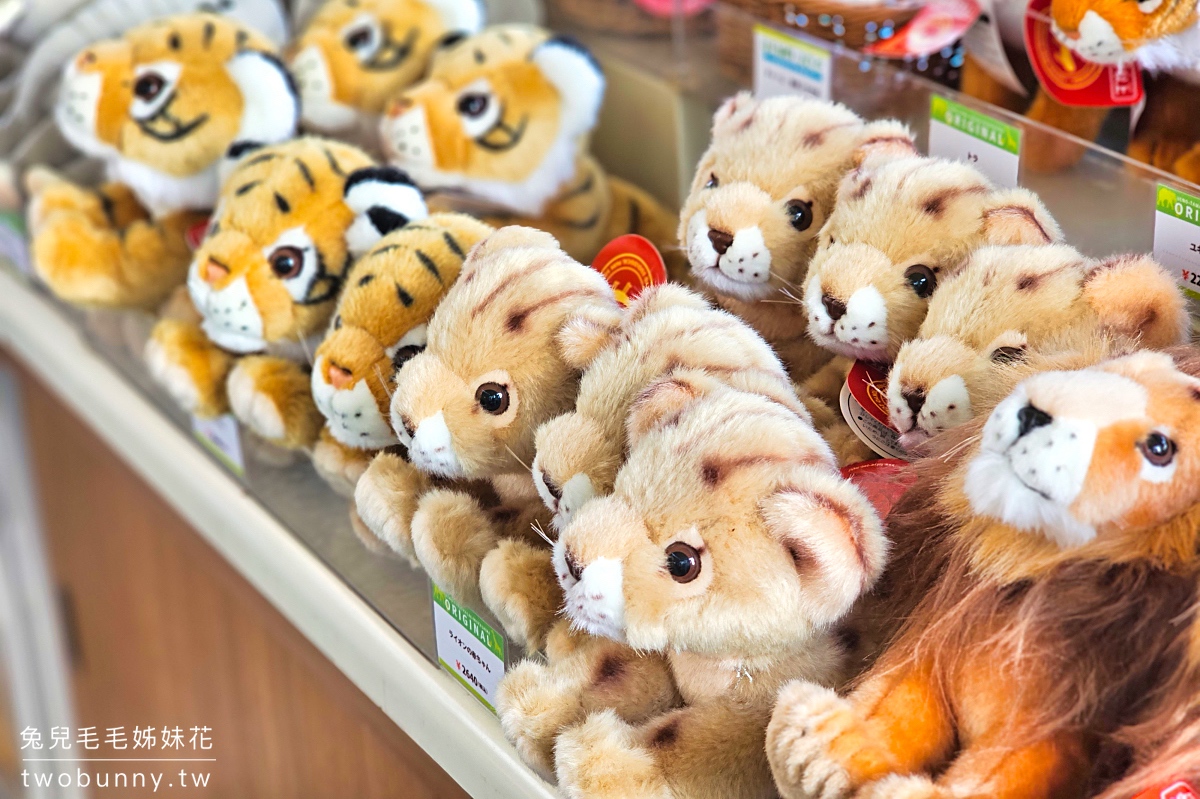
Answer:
[0,210,25,236]
[931,96,1020,155]
[432,584,505,660]
[1156,184,1200,226]
[755,24,829,82]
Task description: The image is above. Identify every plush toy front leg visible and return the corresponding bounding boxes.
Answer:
[312,427,376,498]
[226,355,323,450]
[410,488,500,607]
[353,450,431,564]
[766,664,955,799]
[556,703,777,799]
[28,173,200,309]
[498,624,679,778]
[145,318,234,418]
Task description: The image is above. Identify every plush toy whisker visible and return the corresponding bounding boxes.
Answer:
[505,444,533,473]
[372,363,395,401]
[530,519,555,547]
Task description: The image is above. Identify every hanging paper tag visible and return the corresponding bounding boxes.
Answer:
[839,361,913,461]
[961,0,1027,95]
[432,583,506,713]
[864,0,980,58]
[632,0,713,17]
[1024,0,1143,107]
[185,217,211,250]
[591,234,667,307]
[1153,184,1200,325]
[192,413,245,476]
[1134,782,1198,799]
[929,96,1021,188]
[753,24,832,101]
[841,459,918,518]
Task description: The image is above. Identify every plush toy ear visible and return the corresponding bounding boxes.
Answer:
[424,0,485,34]
[985,330,1029,364]
[851,119,917,170]
[760,470,888,627]
[625,368,725,447]
[979,188,1062,246]
[530,35,604,140]
[226,49,300,148]
[343,166,428,255]
[711,91,756,133]
[1083,254,1189,348]
[557,303,624,369]
[467,225,562,260]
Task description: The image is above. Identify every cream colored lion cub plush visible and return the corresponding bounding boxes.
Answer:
[500,371,888,798]
[354,225,619,648]
[804,154,1062,369]
[680,92,915,382]
[531,281,815,534]
[887,244,1188,449]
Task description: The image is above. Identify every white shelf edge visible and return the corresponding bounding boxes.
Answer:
[0,268,556,799]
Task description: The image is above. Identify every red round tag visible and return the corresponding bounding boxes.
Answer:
[590,234,667,307]
[186,217,211,251]
[1134,782,1199,799]
[840,458,918,519]
[846,360,894,430]
[1024,0,1143,107]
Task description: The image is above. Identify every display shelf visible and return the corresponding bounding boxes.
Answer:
[0,266,556,799]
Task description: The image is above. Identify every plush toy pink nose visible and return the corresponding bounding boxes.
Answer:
[386,96,413,119]
[327,363,353,390]
[203,258,229,285]
[76,51,96,69]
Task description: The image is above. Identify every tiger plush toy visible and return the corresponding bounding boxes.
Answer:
[145,137,428,450]
[377,24,684,269]
[310,211,494,495]
[288,0,484,144]
[767,350,1200,799]
[27,13,300,309]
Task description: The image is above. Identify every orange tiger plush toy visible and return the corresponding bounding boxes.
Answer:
[767,349,1200,799]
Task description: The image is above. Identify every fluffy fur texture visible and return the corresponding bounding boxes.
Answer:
[289,0,484,138]
[531,281,815,534]
[803,155,1062,367]
[887,245,1188,450]
[353,225,619,648]
[377,24,682,266]
[500,373,887,798]
[767,350,1200,799]
[28,13,299,309]
[680,92,917,383]
[146,138,426,451]
[311,212,493,495]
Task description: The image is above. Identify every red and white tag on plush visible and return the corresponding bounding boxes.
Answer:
[839,360,914,461]
[185,217,211,250]
[865,0,980,58]
[1134,782,1199,799]
[591,234,667,307]
[1024,0,1143,107]
[841,458,917,518]
[632,0,713,16]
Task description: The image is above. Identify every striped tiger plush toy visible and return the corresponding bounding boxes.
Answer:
[377,24,684,271]
[310,212,494,496]
[288,0,484,145]
[28,13,299,309]
[145,137,428,451]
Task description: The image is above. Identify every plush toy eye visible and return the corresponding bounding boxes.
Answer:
[476,382,509,414]
[344,25,373,49]
[134,72,166,101]
[1139,431,1176,467]
[705,173,719,189]
[391,344,424,370]
[665,542,701,583]
[457,93,490,119]
[786,199,814,232]
[269,246,305,279]
[905,264,937,298]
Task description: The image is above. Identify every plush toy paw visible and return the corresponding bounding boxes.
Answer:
[353,451,427,564]
[145,320,233,417]
[497,659,582,778]
[480,539,561,651]
[27,172,109,232]
[411,488,497,603]
[227,356,323,450]
[767,681,856,799]
[312,429,374,498]
[1173,145,1200,187]
[855,775,949,799]
[555,710,671,799]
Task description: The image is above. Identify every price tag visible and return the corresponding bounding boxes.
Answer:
[753,25,832,101]
[929,96,1021,188]
[1153,184,1200,324]
[432,583,506,713]
[191,414,245,476]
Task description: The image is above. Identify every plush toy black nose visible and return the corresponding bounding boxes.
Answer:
[822,294,847,321]
[902,390,925,418]
[708,228,734,255]
[1016,404,1053,438]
